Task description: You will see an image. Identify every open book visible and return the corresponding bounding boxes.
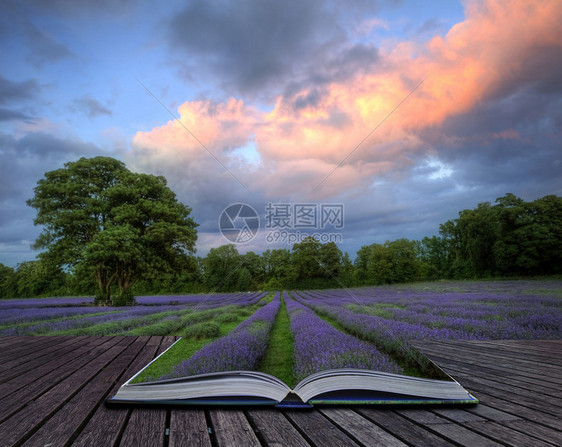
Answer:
[108,339,478,408]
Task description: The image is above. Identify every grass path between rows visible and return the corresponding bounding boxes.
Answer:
[257,294,296,388]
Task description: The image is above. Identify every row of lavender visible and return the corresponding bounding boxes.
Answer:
[0,292,267,336]
[284,292,402,382]
[0,291,263,310]
[294,287,562,340]
[162,292,405,383]
[166,293,282,377]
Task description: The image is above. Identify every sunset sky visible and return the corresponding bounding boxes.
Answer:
[1,0,561,266]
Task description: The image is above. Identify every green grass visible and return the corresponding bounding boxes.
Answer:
[184,322,221,339]
[131,305,262,383]
[257,295,296,387]
[45,304,244,336]
[126,306,239,336]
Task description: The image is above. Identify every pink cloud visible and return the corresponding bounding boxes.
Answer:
[130,0,562,200]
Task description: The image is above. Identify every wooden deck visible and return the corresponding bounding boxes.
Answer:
[0,336,560,446]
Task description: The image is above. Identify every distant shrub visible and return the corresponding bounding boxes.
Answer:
[185,322,221,340]
[215,313,239,323]
[236,308,253,318]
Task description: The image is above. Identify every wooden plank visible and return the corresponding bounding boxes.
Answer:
[417,342,562,391]
[0,337,66,369]
[419,339,562,369]
[119,336,177,445]
[450,375,562,417]
[119,407,167,447]
[285,410,360,447]
[0,336,121,422]
[428,422,505,446]
[463,389,562,432]
[169,410,212,447]
[396,408,512,446]
[20,337,151,447]
[416,347,562,389]
[444,340,562,365]
[0,336,90,381]
[246,409,310,447]
[0,336,103,394]
[0,335,50,353]
[433,358,562,396]
[209,410,261,447]
[0,336,18,345]
[357,408,456,447]
[418,343,562,387]
[167,331,210,447]
[414,350,562,399]
[505,420,562,445]
[448,360,562,399]
[463,421,558,447]
[395,408,449,425]
[0,336,62,362]
[415,342,562,386]
[319,408,408,446]
[0,336,135,446]
[431,408,486,423]
[72,337,164,447]
[464,403,521,422]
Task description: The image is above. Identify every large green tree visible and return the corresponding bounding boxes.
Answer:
[0,263,17,299]
[204,244,243,292]
[494,193,562,275]
[27,157,198,305]
[291,237,323,281]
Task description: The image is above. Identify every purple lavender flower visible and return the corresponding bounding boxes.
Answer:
[164,293,280,378]
[285,293,402,382]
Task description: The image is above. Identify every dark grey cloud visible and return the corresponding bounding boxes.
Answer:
[409,78,562,227]
[2,0,134,18]
[167,0,382,101]
[0,75,41,104]
[72,96,113,118]
[293,89,324,110]
[0,75,41,122]
[24,25,74,68]
[0,108,33,122]
[1,2,74,68]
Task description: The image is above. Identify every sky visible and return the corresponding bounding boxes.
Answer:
[1,0,561,267]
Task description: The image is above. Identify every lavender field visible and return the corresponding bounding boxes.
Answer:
[1,280,561,383]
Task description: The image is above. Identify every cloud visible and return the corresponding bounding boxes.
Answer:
[166,0,383,99]
[72,96,113,118]
[133,0,562,200]
[0,108,34,122]
[130,0,562,257]
[0,2,74,68]
[0,75,41,122]
[128,98,263,240]
[0,75,41,104]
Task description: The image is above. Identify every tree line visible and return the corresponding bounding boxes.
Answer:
[0,157,561,303]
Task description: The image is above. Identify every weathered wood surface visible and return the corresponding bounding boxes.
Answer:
[0,337,560,446]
